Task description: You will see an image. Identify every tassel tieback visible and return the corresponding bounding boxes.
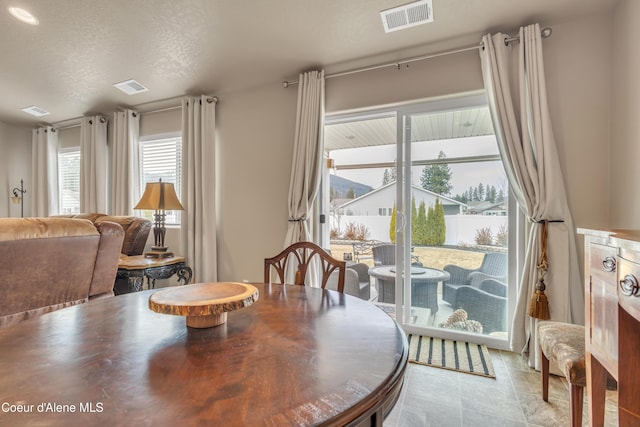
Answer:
[528,220,551,320]
[528,277,550,320]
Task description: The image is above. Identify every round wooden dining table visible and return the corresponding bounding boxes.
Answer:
[0,283,408,426]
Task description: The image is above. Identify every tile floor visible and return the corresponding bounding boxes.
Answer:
[384,350,618,427]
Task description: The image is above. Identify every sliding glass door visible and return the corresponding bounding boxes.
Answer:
[324,93,514,349]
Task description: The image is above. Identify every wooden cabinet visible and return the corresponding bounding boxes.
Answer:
[579,229,640,426]
[585,241,618,378]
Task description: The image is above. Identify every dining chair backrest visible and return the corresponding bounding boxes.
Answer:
[264,241,346,292]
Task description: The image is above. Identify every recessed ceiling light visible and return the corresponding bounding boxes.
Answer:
[21,106,50,117]
[8,7,39,25]
[113,79,149,95]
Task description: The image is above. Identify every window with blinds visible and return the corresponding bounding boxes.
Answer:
[139,135,182,225]
[58,147,81,214]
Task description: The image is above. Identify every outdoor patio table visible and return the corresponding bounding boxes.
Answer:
[368,265,451,315]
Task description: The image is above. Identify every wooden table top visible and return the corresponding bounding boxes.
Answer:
[0,283,408,426]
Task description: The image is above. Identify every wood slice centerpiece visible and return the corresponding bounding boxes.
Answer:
[148,282,259,328]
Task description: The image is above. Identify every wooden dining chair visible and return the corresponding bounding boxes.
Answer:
[264,241,346,292]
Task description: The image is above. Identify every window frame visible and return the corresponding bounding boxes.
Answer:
[138,132,183,226]
[57,146,81,215]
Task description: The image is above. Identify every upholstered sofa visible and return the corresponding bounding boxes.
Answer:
[54,213,151,256]
[0,217,124,328]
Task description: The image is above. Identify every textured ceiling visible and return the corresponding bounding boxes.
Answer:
[0,0,617,127]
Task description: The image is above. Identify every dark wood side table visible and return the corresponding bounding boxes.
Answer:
[116,255,193,292]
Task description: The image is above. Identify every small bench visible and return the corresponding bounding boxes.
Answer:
[537,321,616,427]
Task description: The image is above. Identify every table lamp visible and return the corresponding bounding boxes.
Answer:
[134,178,184,258]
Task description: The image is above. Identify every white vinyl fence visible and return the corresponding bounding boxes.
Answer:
[332,214,507,245]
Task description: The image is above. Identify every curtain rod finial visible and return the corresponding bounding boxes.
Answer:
[541,27,552,38]
[282,81,289,88]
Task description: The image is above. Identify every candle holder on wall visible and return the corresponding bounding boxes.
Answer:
[11,179,26,218]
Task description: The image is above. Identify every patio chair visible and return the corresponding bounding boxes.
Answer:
[453,278,507,334]
[442,252,507,307]
[264,241,346,292]
[372,244,421,267]
[327,265,370,300]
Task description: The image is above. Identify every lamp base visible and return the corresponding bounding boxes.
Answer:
[144,247,174,259]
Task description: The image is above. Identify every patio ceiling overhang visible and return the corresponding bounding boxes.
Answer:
[324,106,494,152]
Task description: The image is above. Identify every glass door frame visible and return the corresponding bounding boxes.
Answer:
[322,91,522,350]
[393,93,518,350]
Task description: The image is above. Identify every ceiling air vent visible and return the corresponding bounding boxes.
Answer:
[113,79,149,95]
[21,105,50,117]
[381,0,433,33]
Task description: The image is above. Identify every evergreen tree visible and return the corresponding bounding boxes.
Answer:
[382,167,397,185]
[486,185,497,203]
[410,197,418,243]
[497,188,505,202]
[472,187,479,201]
[389,204,397,243]
[415,201,428,245]
[425,204,436,245]
[433,198,446,245]
[420,151,453,196]
[345,187,356,199]
[478,183,485,201]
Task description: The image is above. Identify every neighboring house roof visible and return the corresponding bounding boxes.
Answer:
[330,198,353,209]
[465,198,508,214]
[336,181,467,209]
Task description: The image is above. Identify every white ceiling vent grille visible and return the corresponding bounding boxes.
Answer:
[381,0,433,33]
[113,79,149,95]
[21,105,50,117]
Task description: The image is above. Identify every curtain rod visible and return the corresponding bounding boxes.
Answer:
[51,96,218,129]
[282,27,552,88]
[136,95,219,115]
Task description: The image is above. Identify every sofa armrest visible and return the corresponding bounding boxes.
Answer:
[88,221,125,299]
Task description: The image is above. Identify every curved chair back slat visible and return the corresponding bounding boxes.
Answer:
[264,241,346,292]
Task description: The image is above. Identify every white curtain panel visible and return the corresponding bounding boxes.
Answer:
[80,116,108,213]
[480,23,583,368]
[180,95,217,283]
[283,70,325,287]
[285,70,325,245]
[30,126,59,216]
[110,109,140,215]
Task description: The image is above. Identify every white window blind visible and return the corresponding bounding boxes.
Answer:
[139,136,182,225]
[58,147,80,214]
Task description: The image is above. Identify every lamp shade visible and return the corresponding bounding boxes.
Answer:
[135,181,184,211]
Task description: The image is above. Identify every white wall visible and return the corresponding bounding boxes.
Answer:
[0,11,617,283]
[611,0,640,228]
[0,121,31,218]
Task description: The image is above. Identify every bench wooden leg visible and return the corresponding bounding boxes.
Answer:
[569,383,584,427]
[540,345,550,401]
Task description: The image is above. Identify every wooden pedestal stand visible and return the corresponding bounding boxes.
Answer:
[149,282,259,328]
